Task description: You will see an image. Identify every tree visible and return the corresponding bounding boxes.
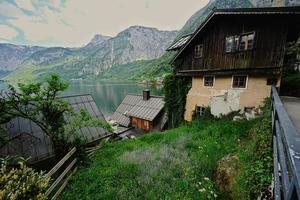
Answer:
[0,74,111,156]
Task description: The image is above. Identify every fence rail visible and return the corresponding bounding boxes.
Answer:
[271,86,300,199]
[45,146,99,200]
[45,147,77,200]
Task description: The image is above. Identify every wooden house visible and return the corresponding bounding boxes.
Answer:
[0,94,111,165]
[167,7,300,121]
[112,90,167,131]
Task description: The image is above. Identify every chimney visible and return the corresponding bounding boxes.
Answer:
[143,89,150,101]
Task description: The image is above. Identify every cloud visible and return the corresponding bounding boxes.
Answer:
[1,0,209,47]
[0,24,18,39]
[0,1,24,19]
[15,0,35,12]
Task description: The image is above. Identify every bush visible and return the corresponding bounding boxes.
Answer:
[0,159,50,200]
[230,99,273,199]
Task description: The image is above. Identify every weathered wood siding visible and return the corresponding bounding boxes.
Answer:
[175,15,291,72]
[131,117,153,131]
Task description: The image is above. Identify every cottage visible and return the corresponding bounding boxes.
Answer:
[0,94,111,165]
[112,90,167,131]
[167,7,300,121]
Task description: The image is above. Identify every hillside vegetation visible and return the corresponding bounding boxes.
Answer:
[60,101,272,200]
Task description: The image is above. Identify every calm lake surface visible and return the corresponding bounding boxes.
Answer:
[0,80,163,117]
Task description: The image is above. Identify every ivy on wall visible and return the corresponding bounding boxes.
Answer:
[163,73,191,128]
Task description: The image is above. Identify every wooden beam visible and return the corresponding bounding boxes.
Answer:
[51,167,78,200]
[47,147,76,177]
[46,158,77,196]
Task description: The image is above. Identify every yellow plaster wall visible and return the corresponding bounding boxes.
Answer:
[184,75,280,121]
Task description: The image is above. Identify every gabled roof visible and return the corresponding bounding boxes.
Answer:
[0,94,110,164]
[111,94,165,127]
[127,96,164,121]
[170,6,300,64]
[111,95,141,127]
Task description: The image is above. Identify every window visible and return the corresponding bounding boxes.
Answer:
[195,106,205,116]
[225,32,255,53]
[204,75,214,87]
[239,32,255,51]
[225,36,239,53]
[194,44,203,58]
[267,78,278,86]
[232,75,247,88]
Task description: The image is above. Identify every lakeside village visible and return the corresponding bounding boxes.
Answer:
[1,5,300,200]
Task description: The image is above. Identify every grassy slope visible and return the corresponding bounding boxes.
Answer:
[60,110,272,199]
[3,56,81,83]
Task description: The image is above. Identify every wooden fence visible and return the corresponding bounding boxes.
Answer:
[271,86,300,199]
[45,146,99,199]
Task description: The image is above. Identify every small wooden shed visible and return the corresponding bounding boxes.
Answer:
[112,90,167,131]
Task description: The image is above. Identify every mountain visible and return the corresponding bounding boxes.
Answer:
[0,44,44,71]
[84,34,111,49]
[77,26,178,76]
[24,47,74,66]
[251,0,300,7]
[2,26,177,82]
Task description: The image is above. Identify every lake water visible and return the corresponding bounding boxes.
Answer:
[0,80,163,117]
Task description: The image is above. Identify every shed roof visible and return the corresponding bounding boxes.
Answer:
[111,94,165,127]
[0,94,110,164]
[169,6,300,64]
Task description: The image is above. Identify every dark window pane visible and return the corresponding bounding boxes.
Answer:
[267,78,278,85]
[204,76,214,87]
[232,76,247,88]
[195,45,203,58]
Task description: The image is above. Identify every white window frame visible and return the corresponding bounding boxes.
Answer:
[203,75,215,88]
[231,75,248,89]
[239,32,255,51]
[195,106,205,116]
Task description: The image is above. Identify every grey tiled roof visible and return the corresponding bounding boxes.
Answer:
[0,94,110,164]
[111,94,165,126]
[111,95,141,127]
[127,97,164,121]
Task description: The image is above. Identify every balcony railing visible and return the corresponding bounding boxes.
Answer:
[271,86,300,199]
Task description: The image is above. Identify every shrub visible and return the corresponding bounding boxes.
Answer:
[230,99,273,199]
[0,159,50,200]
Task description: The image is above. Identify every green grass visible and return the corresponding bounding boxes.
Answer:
[59,114,272,200]
[2,55,81,84]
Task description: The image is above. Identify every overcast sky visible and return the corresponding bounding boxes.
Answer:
[0,0,209,47]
